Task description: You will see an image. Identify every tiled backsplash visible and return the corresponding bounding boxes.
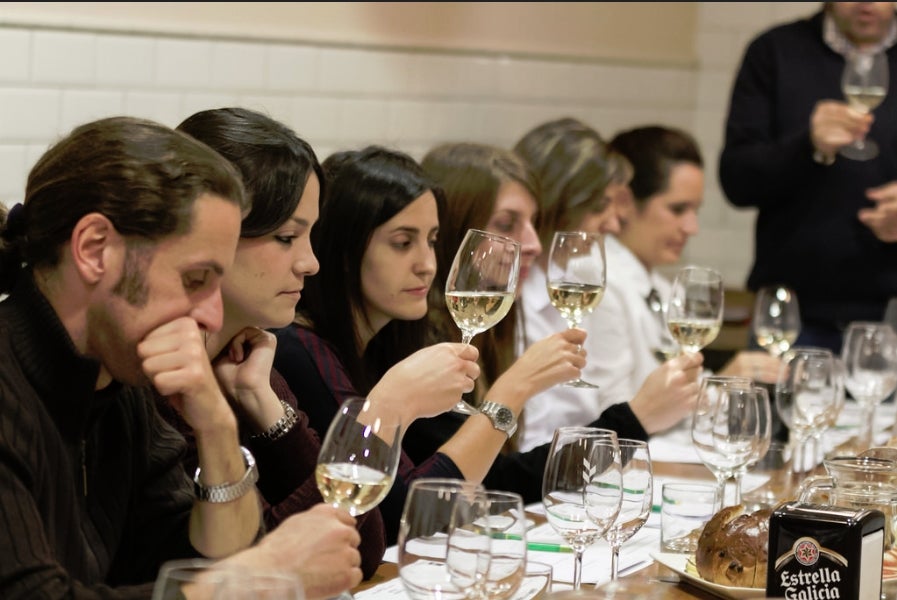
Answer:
[0,2,814,288]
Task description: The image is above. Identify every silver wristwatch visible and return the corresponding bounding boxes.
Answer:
[193,446,259,503]
[480,401,517,437]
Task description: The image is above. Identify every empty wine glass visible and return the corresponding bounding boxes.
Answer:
[731,386,773,502]
[691,377,761,507]
[666,266,724,355]
[775,347,839,474]
[153,559,232,600]
[546,231,607,388]
[398,478,487,600]
[478,490,528,600]
[752,285,800,358]
[445,228,521,414]
[842,321,897,451]
[603,439,652,581]
[541,427,621,591]
[840,49,889,161]
[316,396,401,517]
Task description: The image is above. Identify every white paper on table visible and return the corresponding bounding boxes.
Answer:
[381,526,659,587]
[648,425,703,464]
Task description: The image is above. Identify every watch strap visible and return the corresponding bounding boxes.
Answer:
[193,446,258,503]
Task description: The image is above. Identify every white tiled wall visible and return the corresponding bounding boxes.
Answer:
[0,2,817,288]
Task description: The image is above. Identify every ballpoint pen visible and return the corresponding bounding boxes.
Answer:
[491,532,574,553]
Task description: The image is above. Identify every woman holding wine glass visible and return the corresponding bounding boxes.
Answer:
[514,118,706,451]
[273,145,588,545]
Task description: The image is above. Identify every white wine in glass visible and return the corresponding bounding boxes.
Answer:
[316,397,401,517]
[445,228,521,414]
[546,231,607,388]
[840,50,889,161]
[752,285,800,358]
[666,266,724,354]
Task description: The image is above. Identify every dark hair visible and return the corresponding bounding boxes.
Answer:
[0,116,246,292]
[298,145,445,393]
[608,125,703,208]
[176,107,322,238]
[421,142,538,400]
[514,117,632,251]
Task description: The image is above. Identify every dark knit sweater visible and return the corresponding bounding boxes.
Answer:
[719,10,897,333]
[0,275,198,599]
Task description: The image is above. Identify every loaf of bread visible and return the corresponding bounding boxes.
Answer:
[695,504,773,588]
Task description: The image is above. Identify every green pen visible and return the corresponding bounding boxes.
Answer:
[491,532,574,553]
[526,541,574,553]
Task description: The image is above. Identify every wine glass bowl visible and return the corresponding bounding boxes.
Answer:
[446,228,521,414]
[752,285,800,358]
[316,397,401,517]
[541,427,621,590]
[840,50,889,161]
[546,231,607,388]
[842,321,897,451]
[774,347,840,473]
[398,479,487,600]
[666,266,724,355]
[478,490,528,600]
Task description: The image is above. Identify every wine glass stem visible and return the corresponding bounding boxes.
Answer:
[792,438,808,475]
[858,401,876,451]
[732,474,743,507]
[714,475,726,511]
[572,549,584,590]
[610,546,620,581]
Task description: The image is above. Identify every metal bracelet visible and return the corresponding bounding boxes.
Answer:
[249,400,298,443]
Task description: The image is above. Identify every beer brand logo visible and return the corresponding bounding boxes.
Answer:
[795,538,820,566]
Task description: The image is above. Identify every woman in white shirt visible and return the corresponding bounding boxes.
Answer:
[515,118,708,451]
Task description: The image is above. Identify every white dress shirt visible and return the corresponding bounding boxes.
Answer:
[518,234,672,452]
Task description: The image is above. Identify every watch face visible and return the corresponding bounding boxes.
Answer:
[495,407,514,427]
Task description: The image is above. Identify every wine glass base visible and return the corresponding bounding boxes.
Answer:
[563,379,600,389]
[839,139,879,161]
[451,400,480,415]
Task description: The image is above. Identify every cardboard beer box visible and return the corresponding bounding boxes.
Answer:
[767,502,885,599]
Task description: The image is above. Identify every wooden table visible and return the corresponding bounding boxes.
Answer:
[353,460,791,599]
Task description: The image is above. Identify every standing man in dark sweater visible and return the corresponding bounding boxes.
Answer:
[719,2,897,353]
[0,117,362,599]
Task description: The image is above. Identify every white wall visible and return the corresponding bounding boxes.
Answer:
[0,2,819,288]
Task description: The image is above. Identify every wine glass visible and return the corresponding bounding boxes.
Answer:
[477,490,528,600]
[840,49,889,161]
[398,478,488,600]
[774,347,839,474]
[752,285,800,358]
[603,439,652,582]
[445,228,521,414]
[153,559,232,600]
[691,377,761,508]
[842,321,897,451]
[541,427,621,591]
[316,396,402,517]
[545,231,607,388]
[665,266,724,355]
[731,386,773,502]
